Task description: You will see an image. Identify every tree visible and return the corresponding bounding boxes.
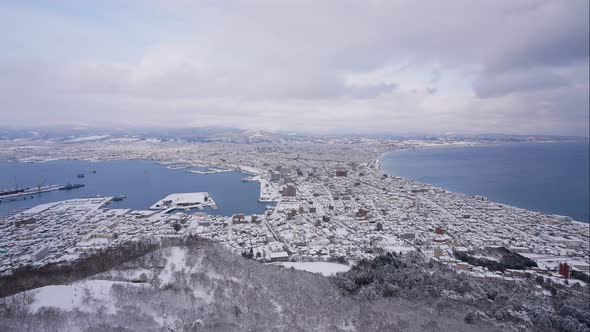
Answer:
[172,223,181,232]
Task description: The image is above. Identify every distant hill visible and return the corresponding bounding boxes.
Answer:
[0,126,587,144]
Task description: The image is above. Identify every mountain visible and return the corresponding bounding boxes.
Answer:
[1,126,587,145]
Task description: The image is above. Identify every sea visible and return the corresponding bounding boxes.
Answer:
[380,141,590,222]
[0,160,269,217]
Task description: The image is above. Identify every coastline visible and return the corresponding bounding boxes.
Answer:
[0,159,277,216]
[376,139,585,173]
[376,141,589,223]
[2,142,587,222]
[375,141,491,172]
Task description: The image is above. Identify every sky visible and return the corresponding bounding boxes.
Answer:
[0,0,588,136]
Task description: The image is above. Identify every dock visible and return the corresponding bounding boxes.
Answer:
[150,192,218,213]
[0,184,84,203]
[186,168,232,175]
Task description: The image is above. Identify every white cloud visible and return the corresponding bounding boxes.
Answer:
[0,0,587,135]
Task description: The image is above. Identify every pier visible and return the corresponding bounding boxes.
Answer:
[186,168,232,175]
[0,184,84,203]
[150,192,218,213]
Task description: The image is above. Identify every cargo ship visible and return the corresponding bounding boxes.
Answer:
[60,183,85,190]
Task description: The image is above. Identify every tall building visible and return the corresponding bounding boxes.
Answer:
[282,184,296,197]
[270,172,281,182]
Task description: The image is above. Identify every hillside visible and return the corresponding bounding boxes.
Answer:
[0,239,508,332]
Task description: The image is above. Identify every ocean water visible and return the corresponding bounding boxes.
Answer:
[0,160,269,216]
[380,142,590,222]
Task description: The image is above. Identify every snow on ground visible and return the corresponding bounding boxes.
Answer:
[58,253,81,262]
[334,227,348,236]
[192,285,214,304]
[378,234,416,254]
[106,137,141,143]
[19,202,59,215]
[473,254,501,262]
[116,268,154,281]
[273,262,351,276]
[28,280,151,314]
[159,247,188,285]
[103,209,131,217]
[65,135,110,143]
[383,245,416,254]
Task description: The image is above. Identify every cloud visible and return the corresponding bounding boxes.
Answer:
[0,0,587,136]
[473,67,570,98]
[482,1,589,72]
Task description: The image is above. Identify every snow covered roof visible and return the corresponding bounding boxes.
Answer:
[150,192,210,209]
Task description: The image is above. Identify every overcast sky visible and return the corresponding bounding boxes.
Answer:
[1,0,588,135]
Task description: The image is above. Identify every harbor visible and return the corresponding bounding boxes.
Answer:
[0,159,268,216]
[186,168,232,175]
[0,184,84,203]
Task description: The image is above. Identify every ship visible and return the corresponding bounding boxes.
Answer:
[0,188,26,197]
[77,173,85,178]
[60,183,85,190]
[112,195,126,201]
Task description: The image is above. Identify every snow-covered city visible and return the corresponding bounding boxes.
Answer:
[0,138,587,289]
[1,1,589,330]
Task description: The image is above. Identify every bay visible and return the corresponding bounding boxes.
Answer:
[380,142,590,222]
[0,160,268,217]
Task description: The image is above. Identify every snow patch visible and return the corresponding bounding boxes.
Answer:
[159,247,188,285]
[29,280,150,314]
[273,262,351,276]
[65,135,110,143]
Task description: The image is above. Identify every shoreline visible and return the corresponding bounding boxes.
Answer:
[376,139,586,173]
[0,158,278,216]
[375,141,491,173]
[2,142,586,223]
[375,141,589,224]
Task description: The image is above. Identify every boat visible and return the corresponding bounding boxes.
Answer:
[0,188,26,197]
[60,183,85,190]
[112,195,126,201]
[77,173,85,178]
